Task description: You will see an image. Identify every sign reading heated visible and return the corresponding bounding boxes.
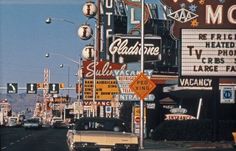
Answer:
[83,79,119,101]
[181,29,236,77]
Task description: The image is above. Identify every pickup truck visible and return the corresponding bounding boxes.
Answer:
[66,117,139,151]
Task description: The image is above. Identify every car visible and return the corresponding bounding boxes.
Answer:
[23,118,42,129]
[50,117,63,126]
[66,117,139,151]
[52,120,68,129]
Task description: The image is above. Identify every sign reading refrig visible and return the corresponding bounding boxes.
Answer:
[181,29,236,77]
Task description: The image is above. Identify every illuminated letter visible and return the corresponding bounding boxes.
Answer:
[228,5,236,24]
[206,5,223,24]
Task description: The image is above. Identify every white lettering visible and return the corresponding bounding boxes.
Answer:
[85,62,127,78]
[179,78,212,87]
[131,8,140,24]
[109,38,160,56]
[206,5,223,24]
[106,12,112,26]
[106,0,113,8]
[228,5,236,24]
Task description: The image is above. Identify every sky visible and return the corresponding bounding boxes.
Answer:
[0,0,158,97]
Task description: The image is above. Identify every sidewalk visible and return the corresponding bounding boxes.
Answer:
[141,139,235,150]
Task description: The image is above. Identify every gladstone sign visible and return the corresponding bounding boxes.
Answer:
[108,35,162,63]
[181,29,236,77]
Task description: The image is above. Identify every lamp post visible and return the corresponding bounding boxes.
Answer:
[80,1,98,117]
[59,64,70,97]
[45,52,83,118]
[45,0,99,118]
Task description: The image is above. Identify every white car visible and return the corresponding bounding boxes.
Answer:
[23,118,42,129]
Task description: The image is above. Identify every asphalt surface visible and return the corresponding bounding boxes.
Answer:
[0,127,68,151]
[1,127,235,151]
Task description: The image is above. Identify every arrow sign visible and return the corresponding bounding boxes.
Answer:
[7,83,18,94]
[27,83,37,94]
[48,83,59,94]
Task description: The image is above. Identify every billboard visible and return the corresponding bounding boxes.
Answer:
[83,79,119,101]
[161,0,236,39]
[181,29,236,77]
[108,35,162,63]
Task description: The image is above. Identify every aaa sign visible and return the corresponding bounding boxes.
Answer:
[129,72,156,100]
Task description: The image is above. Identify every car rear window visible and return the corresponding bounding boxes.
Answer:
[74,118,129,132]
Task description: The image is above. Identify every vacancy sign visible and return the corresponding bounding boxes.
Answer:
[129,72,156,100]
[181,29,236,77]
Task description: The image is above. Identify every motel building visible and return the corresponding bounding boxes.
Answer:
[77,0,236,141]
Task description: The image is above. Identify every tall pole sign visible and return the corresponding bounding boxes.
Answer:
[161,0,236,142]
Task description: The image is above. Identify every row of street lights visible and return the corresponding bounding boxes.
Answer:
[44,0,146,148]
[45,1,99,118]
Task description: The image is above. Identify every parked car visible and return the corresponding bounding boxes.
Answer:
[66,117,139,151]
[50,117,63,126]
[23,118,42,129]
[52,120,68,129]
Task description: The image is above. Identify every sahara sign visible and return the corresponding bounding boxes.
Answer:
[83,60,126,79]
[161,0,236,39]
[181,29,236,77]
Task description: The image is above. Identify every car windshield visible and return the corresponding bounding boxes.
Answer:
[26,119,39,123]
[74,118,130,132]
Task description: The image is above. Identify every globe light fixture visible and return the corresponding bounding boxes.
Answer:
[82,1,97,18]
[78,24,93,40]
[82,45,95,60]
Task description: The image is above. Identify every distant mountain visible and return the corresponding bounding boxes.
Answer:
[0,91,76,114]
[0,91,43,114]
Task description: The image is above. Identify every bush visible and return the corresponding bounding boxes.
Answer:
[151,120,236,141]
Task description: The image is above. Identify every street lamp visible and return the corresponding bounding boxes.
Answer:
[45,52,83,118]
[59,64,70,97]
[45,17,76,25]
[45,0,99,118]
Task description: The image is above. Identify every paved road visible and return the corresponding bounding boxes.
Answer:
[0,127,68,151]
[1,127,235,151]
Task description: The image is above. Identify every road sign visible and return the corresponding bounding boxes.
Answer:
[129,72,156,100]
[37,83,44,89]
[48,83,59,94]
[221,86,235,104]
[26,83,37,94]
[7,83,18,94]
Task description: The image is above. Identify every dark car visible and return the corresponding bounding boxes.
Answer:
[52,120,68,129]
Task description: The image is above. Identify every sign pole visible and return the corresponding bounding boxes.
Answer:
[212,78,219,141]
[140,0,145,149]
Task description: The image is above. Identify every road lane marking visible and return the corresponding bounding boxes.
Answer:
[1,147,7,150]
[9,142,14,145]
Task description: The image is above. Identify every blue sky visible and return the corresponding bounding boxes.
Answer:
[0,0,157,96]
